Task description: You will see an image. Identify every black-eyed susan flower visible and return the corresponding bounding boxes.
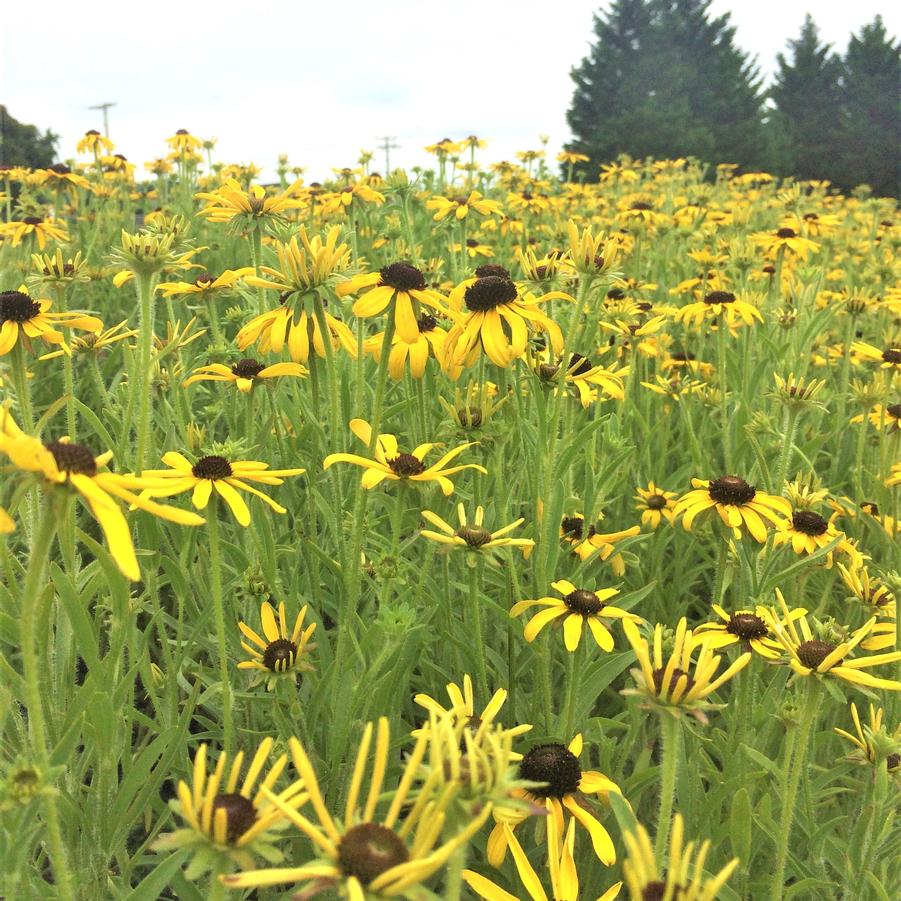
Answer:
[622,813,738,901]
[837,562,896,619]
[319,180,385,216]
[534,353,629,407]
[622,618,751,722]
[851,403,901,432]
[38,320,138,361]
[442,275,569,370]
[38,164,91,193]
[419,504,534,555]
[195,179,304,227]
[489,734,620,866]
[850,341,901,372]
[511,580,638,652]
[363,313,448,380]
[0,409,204,580]
[0,287,102,356]
[157,268,253,297]
[154,738,307,877]
[76,129,114,155]
[238,601,317,683]
[764,589,901,691]
[425,191,502,221]
[674,291,763,328]
[673,476,792,543]
[751,226,820,259]
[772,508,845,563]
[139,452,305,527]
[221,718,491,898]
[166,129,203,155]
[465,819,621,901]
[337,261,450,345]
[413,673,532,747]
[183,359,307,393]
[834,702,900,771]
[692,604,800,659]
[887,461,901,486]
[560,514,640,575]
[323,419,485,496]
[633,482,677,529]
[0,217,69,249]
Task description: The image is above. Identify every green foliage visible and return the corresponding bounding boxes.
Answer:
[0,106,58,168]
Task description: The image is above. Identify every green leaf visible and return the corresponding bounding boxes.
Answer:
[729,786,752,865]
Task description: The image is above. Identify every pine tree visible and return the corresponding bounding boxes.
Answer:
[839,16,900,196]
[0,106,57,168]
[769,15,845,182]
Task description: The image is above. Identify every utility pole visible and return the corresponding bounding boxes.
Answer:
[88,102,116,138]
[375,135,399,174]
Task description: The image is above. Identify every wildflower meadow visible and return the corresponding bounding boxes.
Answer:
[0,132,899,901]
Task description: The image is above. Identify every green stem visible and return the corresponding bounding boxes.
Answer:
[717,323,731,471]
[133,270,158,474]
[560,641,582,739]
[207,499,233,755]
[444,835,467,901]
[771,679,819,900]
[20,495,75,901]
[655,713,682,865]
[9,341,35,433]
[467,559,489,701]
[774,407,800,491]
[54,287,77,439]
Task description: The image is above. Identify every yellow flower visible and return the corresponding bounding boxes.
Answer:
[0,505,15,534]
[851,403,901,432]
[0,217,69,249]
[772,508,845,563]
[837,562,896,619]
[337,261,450,345]
[465,819,621,901]
[557,150,590,164]
[363,313,448,380]
[236,303,357,363]
[0,287,102,356]
[420,504,534,555]
[692,603,802,659]
[319,180,385,216]
[38,320,137,360]
[764,589,901,691]
[511,579,638,652]
[622,618,751,722]
[157,268,253,297]
[488,734,620,866]
[622,813,738,901]
[165,129,204,154]
[153,738,307,876]
[139,452,305,527]
[183,359,307,393]
[560,514,640,575]
[323,419,486,496]
[674,291,763,328]
[238,601,317,681]
[673,476,792,543]
[834,702,900,770]
[194,178,304,225]
[425,191,502,221]
[534,353,628,407]
[851,341,901,371]
[76,129,114,154]
[243,227,351,295]
[751,226,820,258]
[442,274,569,370]
[0,409,204,581]
[633,483,677,529]
[221,718,491,898]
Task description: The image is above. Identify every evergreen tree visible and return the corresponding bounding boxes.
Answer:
[0,106,57,168]
[566,1,768,173]
[769,15,845,181]
[839,16,900,196]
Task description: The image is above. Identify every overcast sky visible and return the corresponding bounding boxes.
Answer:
[3,1,898,180]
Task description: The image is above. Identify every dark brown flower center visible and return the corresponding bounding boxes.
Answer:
[85,129,100,136]
[568,353,593,376]
[194,273,215,287]
[643,882,669,901]
[792,511,828,536]
[607,287,626,300]
[519,743,581,797]
[560,516,584,540]
[48,163,72,175]
[45,441,97,476]
[776,227,797,239]
[708,476,756,506]
[231,359,266,380]
[630,201,652,211]
[727,613,768,640]
[886,403,901,419]
[338,823,409,885]
[652,667,695,695]
[192,455,233,480]
[564,589,604,615]
[475,264,510,279]
[861,501,879,516]
[457,406,482,428]
[417,314,437,333]
[211,793,257,843]
[23,216,43,225]
[464,275,518,312]
[379,262,425,292]
[881,348,901,365]
[646,494,667,510]
[796,639,837,670]
[704,291,736,305]
[262,638,297,672]
[388,453,425,477]
[455,525,493,547]
[0,290,41,323]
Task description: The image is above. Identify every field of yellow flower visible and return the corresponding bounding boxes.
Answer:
[0,134,899,901]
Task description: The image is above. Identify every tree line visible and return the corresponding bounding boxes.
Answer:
[566,1,900,196]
